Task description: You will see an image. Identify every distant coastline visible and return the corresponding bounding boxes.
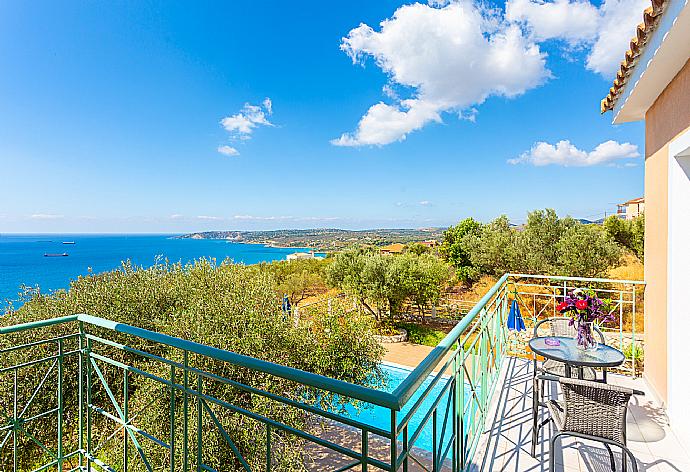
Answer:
[177,228,446,251]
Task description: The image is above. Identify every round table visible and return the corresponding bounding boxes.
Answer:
[528,336,625,379]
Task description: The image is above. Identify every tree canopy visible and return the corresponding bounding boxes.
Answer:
[440,218,482,283]
[263,258,329,306]
[442,209,623,281]
[326,248,450,322]
[604,214,644,260]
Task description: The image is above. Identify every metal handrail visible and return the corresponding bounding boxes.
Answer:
[508,273,645,285]
[78,314,400,409]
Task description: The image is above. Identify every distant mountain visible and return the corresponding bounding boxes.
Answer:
[576,218,606,225]
[176,228,446,251]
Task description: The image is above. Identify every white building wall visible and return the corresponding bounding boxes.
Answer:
[667,128,690,449]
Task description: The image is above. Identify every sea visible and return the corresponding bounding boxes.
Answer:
[0,234,312,307]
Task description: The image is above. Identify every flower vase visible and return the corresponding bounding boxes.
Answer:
[575,321,598,351]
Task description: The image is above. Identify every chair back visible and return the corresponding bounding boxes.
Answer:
[559,377,632,443]
[533,317,605,344]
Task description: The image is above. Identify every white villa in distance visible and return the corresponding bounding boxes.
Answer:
[617,197,645,220]
[286,251,318,261]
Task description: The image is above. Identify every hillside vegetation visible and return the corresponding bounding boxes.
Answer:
[178,228,444,251]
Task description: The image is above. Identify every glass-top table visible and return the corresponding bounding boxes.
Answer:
[528,336,625,378]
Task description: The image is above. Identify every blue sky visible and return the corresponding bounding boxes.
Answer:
[0,0,646,233]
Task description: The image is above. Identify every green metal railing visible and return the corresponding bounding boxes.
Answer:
[0,273,643,471]
[507,274,645,377]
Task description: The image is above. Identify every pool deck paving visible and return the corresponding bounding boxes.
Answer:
[383,342,455,373]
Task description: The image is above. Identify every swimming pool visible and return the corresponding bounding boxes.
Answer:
[341,363,454,452]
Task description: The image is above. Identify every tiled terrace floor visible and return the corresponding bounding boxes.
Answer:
[472,357,690,472]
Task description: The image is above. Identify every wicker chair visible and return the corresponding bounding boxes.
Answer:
[531,317,608,457]
[538,375,642,472]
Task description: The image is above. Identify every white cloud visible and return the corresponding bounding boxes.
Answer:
[231,214,343,222]
[419,200,433,207]
[30,214,64,219]
[332,2,549,147]
[196,215,224,221]
[586,0,649,77]
[506,0,649,77]
[508,139,640,166]
[220,101,273,136]
[332,100,443,147]
[506,0,599,43]
[333,0,649,147]
[233,214,292,221]
[218,98,273,155]
[262,98,272,115]
[217,145,240,157]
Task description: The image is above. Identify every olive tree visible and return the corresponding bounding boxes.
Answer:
[604,214,645,260]
[440,218,482,283]
[466,215,518,276]
[326,248,450,322]
[557,224,622,277]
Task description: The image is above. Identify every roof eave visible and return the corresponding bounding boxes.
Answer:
[603,0,690,122]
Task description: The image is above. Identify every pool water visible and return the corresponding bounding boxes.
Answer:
[341,363,454,453]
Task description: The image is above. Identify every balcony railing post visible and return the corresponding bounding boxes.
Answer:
[632,284,637,376]
[13,367,17,472]
[432,409,438,472]
[78,321,84,470]
[402,425,409,472]
[183,351,189,472]
[196,373,203,470]
[618,290,625,355]
[451,356,457,472]
[390,410,398,472]
[480,309,488,423]
[455,349,465,471]
[170,364,176,472]
[57,337,64,472]
[86,335,93,471]
[361,427,368,472]
[124,369,129,472]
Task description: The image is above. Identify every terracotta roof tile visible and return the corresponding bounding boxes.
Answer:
[600,0,667,114]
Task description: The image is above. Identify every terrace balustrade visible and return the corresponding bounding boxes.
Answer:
[0,274,644,471]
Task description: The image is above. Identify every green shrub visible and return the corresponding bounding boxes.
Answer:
[622,342,644,362]
[395,322,447,347]
[261,258,331,306]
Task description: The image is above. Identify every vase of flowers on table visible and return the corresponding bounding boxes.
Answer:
[556,289,613,351]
